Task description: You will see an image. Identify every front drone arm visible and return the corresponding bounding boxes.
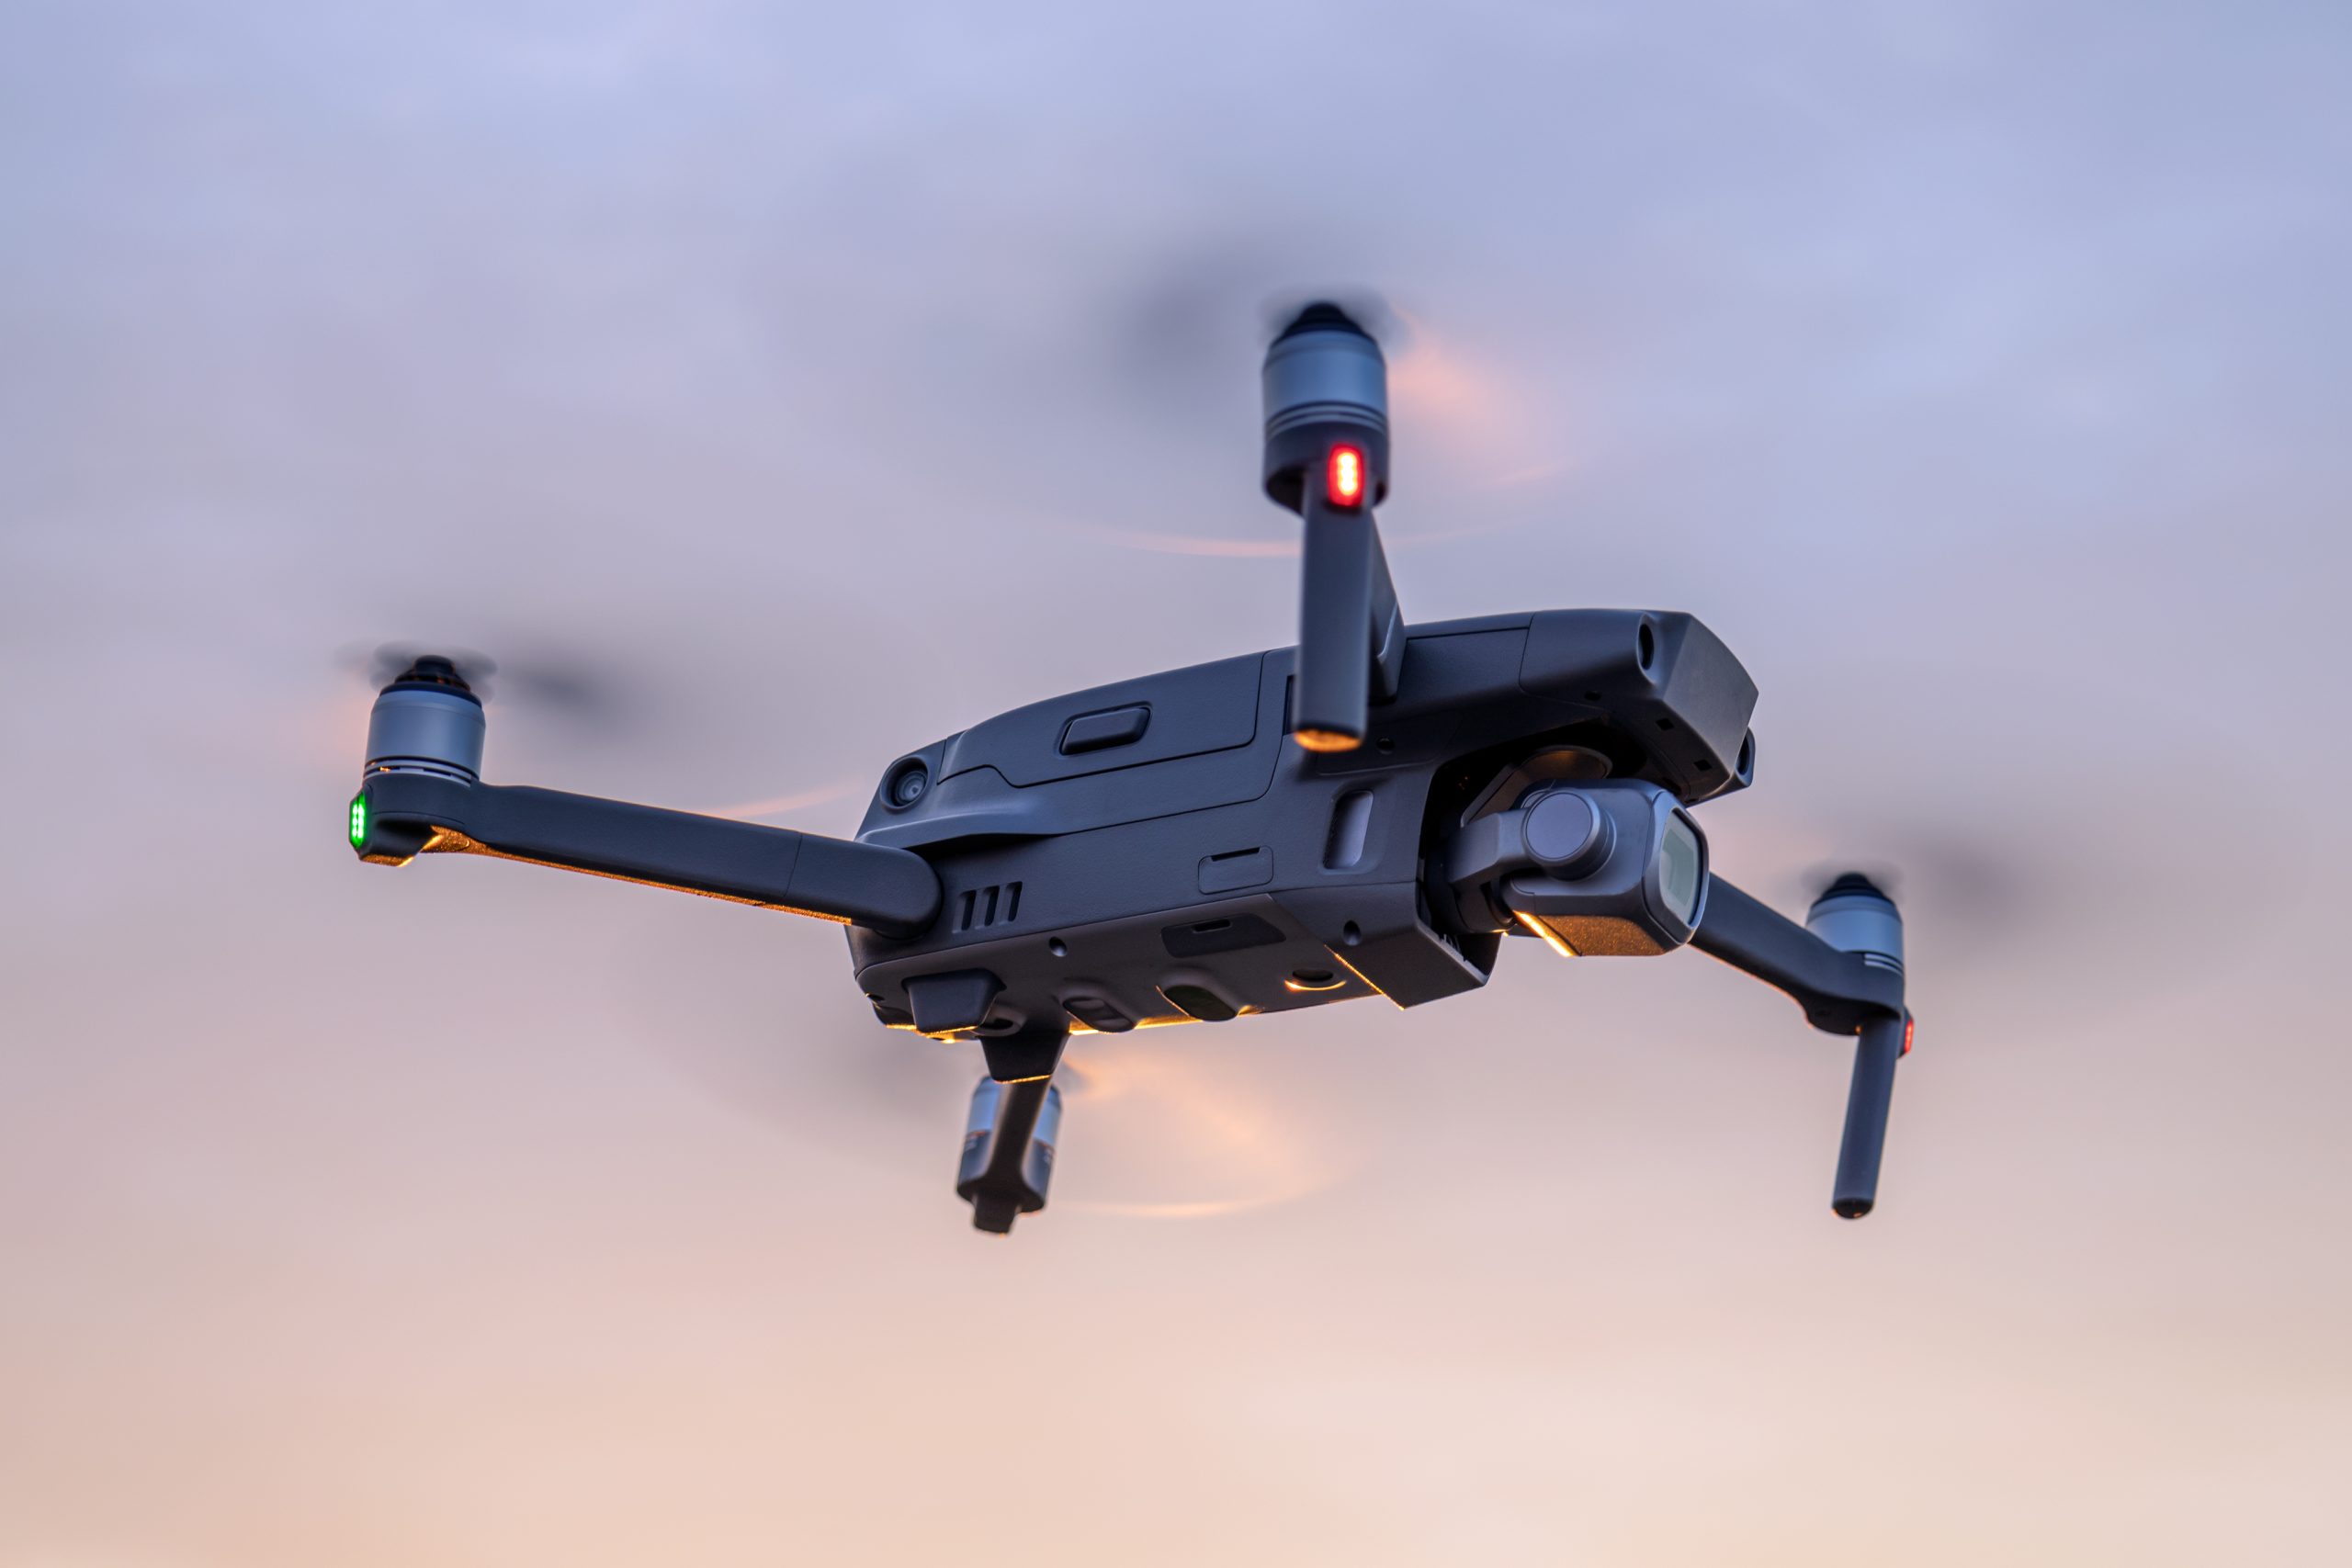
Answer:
[1690,877,1903,1034]
[353,773,941,936]
[1692,874,1911,1218]
[347,656,941,938]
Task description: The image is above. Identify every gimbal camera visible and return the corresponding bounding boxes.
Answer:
[350,301,1916,1235]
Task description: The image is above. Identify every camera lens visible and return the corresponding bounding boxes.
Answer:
[886,759,929,807]
[1657,813,1704,924]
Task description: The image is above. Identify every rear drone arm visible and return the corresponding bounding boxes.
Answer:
[354,773,940,935]
[347,661,940,938]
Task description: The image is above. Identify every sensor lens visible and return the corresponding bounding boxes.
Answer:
[886,759,930,807]
[1159,984,1238,1022]
[1658,814,1703,923]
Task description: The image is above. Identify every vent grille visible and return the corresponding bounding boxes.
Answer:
[956,881,1023,932]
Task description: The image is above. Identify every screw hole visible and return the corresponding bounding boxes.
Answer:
[1047,938,1067,957]
[1342,920,1363,947]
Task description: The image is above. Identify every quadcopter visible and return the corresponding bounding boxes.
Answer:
[348,301,1915,1234]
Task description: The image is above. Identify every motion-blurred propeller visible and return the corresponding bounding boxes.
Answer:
[335,639,639,731]
[1109,261,1409,419]
[1798,830,2030,962]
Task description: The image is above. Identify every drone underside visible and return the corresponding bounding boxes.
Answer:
[847,607,1754,1046]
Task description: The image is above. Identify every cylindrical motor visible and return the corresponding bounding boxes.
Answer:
[364,656,486,784]
[1806,873,1904,976]
[1261,302,1390,513]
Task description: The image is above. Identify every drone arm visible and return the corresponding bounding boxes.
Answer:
[1691,874,1911,1219]
[1689,876,1903,1034]
[1261,304,1403,751]
[1294,490,1406,746]
[354,771,941,937]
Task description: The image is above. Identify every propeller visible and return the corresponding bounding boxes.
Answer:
[335,639,640,731]
[1099,233,1411,412]
[1255,287,1411,362]
[1792,828,2032,965]
[1043,267,1530,558]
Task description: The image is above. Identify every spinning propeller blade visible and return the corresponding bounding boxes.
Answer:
[335,639,640,734]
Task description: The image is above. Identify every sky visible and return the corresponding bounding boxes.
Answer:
[3,1,2349,1562]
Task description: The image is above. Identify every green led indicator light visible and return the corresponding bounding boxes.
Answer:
[348,795,368,847]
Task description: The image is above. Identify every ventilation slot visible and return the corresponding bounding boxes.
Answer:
[957,882,1023,932]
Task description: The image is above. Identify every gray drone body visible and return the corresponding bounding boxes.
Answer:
[848,607,1750,1042]
[351,302,1914,1235]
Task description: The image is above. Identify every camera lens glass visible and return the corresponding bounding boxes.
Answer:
[886,759,929,807]
[1657,814,1703,923]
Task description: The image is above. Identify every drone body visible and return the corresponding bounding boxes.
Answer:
[849,607,1747,1041]
[351,303,1913,1234]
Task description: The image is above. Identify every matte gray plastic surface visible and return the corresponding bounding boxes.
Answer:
[1807,885,1906,975]
[1262,319,1388,440]
[364,686,485,784]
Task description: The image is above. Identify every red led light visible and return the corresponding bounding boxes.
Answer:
[1327,445,1366,508]
[1903,1015,1916,1056]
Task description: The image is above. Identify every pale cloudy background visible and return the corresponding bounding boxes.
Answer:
[4,1,2348,1562]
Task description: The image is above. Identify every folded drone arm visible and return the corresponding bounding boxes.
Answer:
[354,771,941,938]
